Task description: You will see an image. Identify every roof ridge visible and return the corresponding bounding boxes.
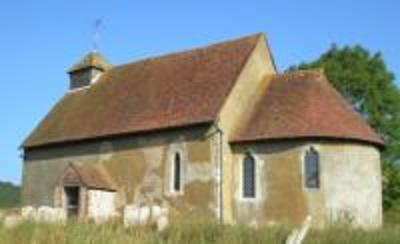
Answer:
[276,69,324,78]
[113,33,263,71]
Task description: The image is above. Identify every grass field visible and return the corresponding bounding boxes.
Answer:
[1,216,400,244]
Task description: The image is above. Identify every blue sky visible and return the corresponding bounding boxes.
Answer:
[1,1,399,184]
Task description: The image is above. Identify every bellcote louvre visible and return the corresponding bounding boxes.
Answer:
[67,52,111,90]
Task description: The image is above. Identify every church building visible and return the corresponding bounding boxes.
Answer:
[21,33,384,228]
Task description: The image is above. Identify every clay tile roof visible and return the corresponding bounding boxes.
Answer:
[23,33,261,148]
[68,52,112,73]
[71,163,117,191]
[232,70,384,146]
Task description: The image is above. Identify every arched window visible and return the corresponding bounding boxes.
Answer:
[304,147,320,189]
[173,153,182,192]
[243,153,256,198]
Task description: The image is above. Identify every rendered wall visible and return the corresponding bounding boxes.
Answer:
[231,140,382,229]
[22,125,220,219]
[216,34,277,223]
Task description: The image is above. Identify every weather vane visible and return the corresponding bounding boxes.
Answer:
[92,19,102,53]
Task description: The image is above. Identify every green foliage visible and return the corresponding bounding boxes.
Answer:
[0,181,21,209]
[383,164,400,211]
[288,44,400,210]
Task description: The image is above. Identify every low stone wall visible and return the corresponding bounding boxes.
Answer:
[2,206,66,228]
[124,204,169,231]
[87,190,118,222]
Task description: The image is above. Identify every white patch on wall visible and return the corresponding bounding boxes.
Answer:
[87,190,117,223]
[323,145,382,228]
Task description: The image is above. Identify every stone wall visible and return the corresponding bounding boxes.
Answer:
[231,140,382,229]
[22,125,220,219]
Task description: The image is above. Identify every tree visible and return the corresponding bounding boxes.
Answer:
[0,181,20,209]
[289,44,400,210]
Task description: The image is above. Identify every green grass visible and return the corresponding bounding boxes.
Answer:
[0,217,289,244]
[305,225,400,244]
[384,208,400,225]
[1,216,400,244]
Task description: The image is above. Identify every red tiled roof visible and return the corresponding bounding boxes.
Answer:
[23,34,261,148]
[232,71,384,146]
